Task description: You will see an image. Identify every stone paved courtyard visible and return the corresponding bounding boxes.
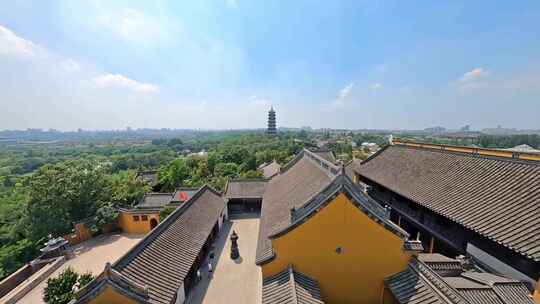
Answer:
[16,233,144,304]
[188,215,262,304]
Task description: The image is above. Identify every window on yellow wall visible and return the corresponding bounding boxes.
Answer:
[141,215,148,221]
[133,215,140,222]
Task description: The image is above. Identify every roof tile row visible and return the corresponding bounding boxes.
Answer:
[357,144,540,261]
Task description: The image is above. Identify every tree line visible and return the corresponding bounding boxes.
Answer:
[0,132,304,279]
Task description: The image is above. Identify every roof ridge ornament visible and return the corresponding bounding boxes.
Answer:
[288,265,299,304]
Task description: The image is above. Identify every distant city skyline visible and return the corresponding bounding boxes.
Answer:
[1,1,540,131]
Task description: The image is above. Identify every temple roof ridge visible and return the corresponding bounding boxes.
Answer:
[269,171,408,240]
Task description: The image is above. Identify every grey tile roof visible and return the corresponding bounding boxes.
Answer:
[310,150,336,164]
[357,144,540,262]
[403,240,424,252]
[171,187,199,203]
[112,185,226,304]
[344,159,360,180]
[136,193,173,209]
[418,253,463,276]
[224,179,267,199]
[385,264,449,304]
[261,161,282,179]
[385,254,535,304]
[256,150,336,264]
[73,263,150,304]
[137,170,159,186]
[268,173,408,241]
[256,149,408,264]
[262,266,324,304]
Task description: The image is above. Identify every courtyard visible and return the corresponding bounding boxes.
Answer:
[14,233,144,304]
[187,215,262,304]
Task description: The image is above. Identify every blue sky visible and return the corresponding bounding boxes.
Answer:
[0,0,539,130]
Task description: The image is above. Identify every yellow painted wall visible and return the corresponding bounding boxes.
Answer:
[476,148,512,158]
[520,154,540,161]
[117,211,159,234]
[382,287,398,304]
[85,285,140,304]
[262,193,411,304]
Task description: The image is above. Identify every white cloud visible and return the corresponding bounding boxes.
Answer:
[338,83,354,99]
[329,83,355,108]
[248,95,271,110]
[371,83,383,90]
[458,73,540,93]
[96,8,165,44]
[93,73,159,93]
[60,58,81,72]
[0,25,44,57]
[459,68,488,82]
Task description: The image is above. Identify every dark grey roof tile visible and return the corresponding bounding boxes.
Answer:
[112,185,226,304]
[224,179,267,199]
[262,266,324,304]
[357,144,540,261]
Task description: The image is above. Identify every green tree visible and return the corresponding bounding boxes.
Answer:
[158,158,191,191]
[43,267,94,304]
[108,171,150,207]
[90,202,119,232]
[239,170,263,179]
[159,207,176,220]
[0,239,40,278]
[214,162,238,178]
[25,160,109,241]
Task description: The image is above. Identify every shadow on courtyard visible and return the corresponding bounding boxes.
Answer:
[187,215,262,304]
[187,220,232,304]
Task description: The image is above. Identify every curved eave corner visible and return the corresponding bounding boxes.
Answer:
[71,263,150,304]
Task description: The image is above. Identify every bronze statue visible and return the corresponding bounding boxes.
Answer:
[230,230,239,259]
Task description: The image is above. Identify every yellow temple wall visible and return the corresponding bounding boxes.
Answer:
[117,211,159,234]
[84,285,140,304]
[382,287,398,304]
[262,193,411,304]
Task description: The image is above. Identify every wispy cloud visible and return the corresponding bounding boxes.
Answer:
[93,73,158,93]
[248,95,272,110]
[458,73,540,93]
[459,68,488,83]
[60,58,81,72]
[338,83,354,99]
[0,25,44,57]
[330,83,355,108]
[96,8,166,45]
[371,83,383,90]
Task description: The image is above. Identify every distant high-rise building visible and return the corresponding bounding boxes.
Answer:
[267,107,277,135]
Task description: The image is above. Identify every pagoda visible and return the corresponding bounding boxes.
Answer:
[267,107,277,136]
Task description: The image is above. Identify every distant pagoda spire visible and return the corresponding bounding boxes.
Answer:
[267,106,277,136]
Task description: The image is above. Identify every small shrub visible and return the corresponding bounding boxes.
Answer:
[89,202,119,232]
[159,207,176,220]
[43,267,94,304]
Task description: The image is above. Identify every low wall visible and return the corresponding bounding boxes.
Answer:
[0,264,34,298]
[3,256,66,304]
[64,222,94,246]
